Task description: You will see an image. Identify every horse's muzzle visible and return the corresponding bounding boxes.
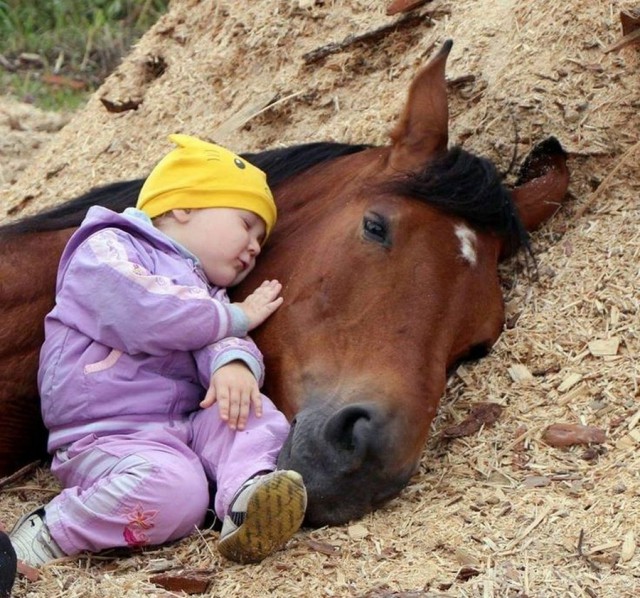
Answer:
[277,402,415,527]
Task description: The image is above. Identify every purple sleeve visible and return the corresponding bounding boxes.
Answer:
[193,336,266,388]
[54,229,248,355]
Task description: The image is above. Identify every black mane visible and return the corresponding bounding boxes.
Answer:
[0,142,369,236]
[387,145,531,255]
[242,142,370,188]
[1,141,528,256]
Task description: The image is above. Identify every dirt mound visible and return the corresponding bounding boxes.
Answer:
[2,0,639,596]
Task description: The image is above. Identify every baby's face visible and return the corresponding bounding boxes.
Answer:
[167,207,266,287]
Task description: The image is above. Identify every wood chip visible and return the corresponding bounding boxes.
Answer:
[211,92,280,140]
[558,383,589,406]
[610,305,620,326]
[627,409,640,431]
[386,0,431,15]
[615,433,640,450]
[456,364,473,385]
[0,460,41,490]
[454,547,480,567]
[522,475,551,488]
[99,96,143,113]
[348,524,370,540]
[503,505,554,551]
[620,531,636,562]
[149,569,215,594]
[440,402,504,438]
[558,372,582,392]
[306,538,340,556]
[508,364,534,383]
[542,423,607,447]
[302,13,428,64]
[588,337,620,357]
[584,540,620,556]
[604,9,640,52]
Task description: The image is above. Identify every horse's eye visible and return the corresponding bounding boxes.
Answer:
[363,214,390,246]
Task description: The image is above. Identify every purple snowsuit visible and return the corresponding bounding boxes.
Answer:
[37,206,289,555]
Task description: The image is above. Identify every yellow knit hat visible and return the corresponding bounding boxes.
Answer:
[137,134,277,238]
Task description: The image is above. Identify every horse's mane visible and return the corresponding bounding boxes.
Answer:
[387,146,531,256]
[1,141,529,257]
[0,142,369,236]
[243,142,370,188]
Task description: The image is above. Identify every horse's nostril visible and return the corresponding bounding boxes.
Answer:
[324,405,374,453]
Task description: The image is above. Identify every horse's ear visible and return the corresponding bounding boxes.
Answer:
[511,137,570,231]
[388,40,452,172]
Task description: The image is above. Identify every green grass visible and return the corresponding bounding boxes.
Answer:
[0,0,169,111]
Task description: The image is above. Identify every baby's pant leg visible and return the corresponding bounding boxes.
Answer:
[46,432,209,555]
[189,395,290,519]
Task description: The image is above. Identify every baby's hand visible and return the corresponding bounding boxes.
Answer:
[233,280,283,331]
[200,361,262,430]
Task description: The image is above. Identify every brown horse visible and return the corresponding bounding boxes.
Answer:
[0,41,569,526]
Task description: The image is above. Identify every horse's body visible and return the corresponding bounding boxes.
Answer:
[0,42,569,526]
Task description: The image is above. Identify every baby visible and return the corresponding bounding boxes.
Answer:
[7,135,306,575]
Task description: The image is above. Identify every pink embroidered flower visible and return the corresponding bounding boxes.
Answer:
[123,503,158,547]
[123,526,149,547]
[126,504,158,529]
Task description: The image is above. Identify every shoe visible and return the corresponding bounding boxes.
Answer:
[218,470,307,564]
[0,531,17,598]
[9,507,65,567]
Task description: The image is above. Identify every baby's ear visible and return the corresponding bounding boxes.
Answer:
[171,209,192,223]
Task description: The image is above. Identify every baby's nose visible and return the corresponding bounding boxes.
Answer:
[249,239,261,255]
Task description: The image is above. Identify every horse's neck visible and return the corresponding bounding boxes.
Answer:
[0,230,70,303]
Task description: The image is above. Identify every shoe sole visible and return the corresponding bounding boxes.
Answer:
[218,471,306,564]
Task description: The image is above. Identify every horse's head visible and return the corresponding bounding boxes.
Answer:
[240,41,569,526]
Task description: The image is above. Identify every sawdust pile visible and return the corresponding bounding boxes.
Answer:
[0,99,69,190]
[1,0,639,596]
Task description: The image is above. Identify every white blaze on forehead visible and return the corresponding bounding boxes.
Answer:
[454,224,477,266]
